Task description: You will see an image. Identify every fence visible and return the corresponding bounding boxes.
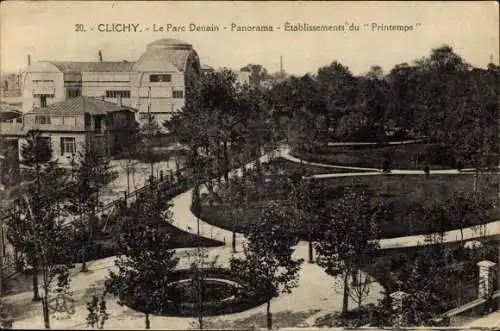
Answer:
[0,140,285,286]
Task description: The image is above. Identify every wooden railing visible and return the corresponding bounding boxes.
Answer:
[0,140,284,285]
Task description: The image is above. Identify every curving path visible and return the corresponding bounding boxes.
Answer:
[282,147,500,176]
[172,144,500,249]
[7,144,499,329]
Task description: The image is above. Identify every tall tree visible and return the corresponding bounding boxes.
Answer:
[356,67,390,142]
[240,64,269,87]
[105,185,179,330]
[68,143,116,272]
[289,176,326,263]
[315,190,383,315]
[446,66,498,187]
[8,174,73,329]
[443,191,491,249]
[8,130,62,301]
[316,61,358,138]
[413,45,471,141]
[231,202,303,330]
[386,63,421,136]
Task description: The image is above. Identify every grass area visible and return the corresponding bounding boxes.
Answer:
[198,173,499,240]
[318,174,500,238]
[205,309,321,329]
[291,143,471,170]
[84,222,224,263]
[264,158,373,175]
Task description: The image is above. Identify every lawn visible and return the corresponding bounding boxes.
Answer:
[84,222,224,263]
[198,173,499,240]
[290,143,492,170]
[263,158,373,175]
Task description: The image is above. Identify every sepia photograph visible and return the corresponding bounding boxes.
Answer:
[0,1,498,330]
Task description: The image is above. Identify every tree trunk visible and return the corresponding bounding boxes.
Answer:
[126,168,130,193]
[342,272,349,315]
[266,300,272,330]
[473,169,479,193]
[232,229,236,253]
[308,241,314,263]
[145,313,150,329]
[32,269,41,301]
[42,295,50,329]
[223,140,229,185]
[358,299,363,324]
[81,253,88,273]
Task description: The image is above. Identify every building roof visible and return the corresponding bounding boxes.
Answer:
[147,38,192,50]
[201,63,215,72]
[31,96,136,115]
[131,49,180,72]
[0,108,22,122]
[49,61,135,73]
[133,48,194,72]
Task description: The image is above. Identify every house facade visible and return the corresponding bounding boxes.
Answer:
[21,38,201,128]
[1,96,137,166]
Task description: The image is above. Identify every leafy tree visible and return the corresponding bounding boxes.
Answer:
[138,120,162,180]
[68,143,116,272]
[413,45,471,141]
[231,202,303,330]
[348,270,372,323]
[184,245,209,329]
[9,185,73,329]
[8,130,67,302]
[289,177,326,263]
[240,64,269,87]
[105,186,179,329]
[386,63,421,135]
[315,190,382,316]
[219,176,246,253]
[399,236,456,325]
[443,192,491,248]
[316,61,358,138]
[446,66,498,186]
[86,294,109,329]
[356,68,390,142]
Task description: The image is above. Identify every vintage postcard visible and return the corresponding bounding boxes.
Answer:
[0,1,498,330]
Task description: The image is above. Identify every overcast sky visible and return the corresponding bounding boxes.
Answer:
[1,1,498,76]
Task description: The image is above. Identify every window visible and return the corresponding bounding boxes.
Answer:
[60,137,76,155]
[94,118,102,132]
[67,89,81,98]
[172,90,184,99]
[105,90,131,98]
[40,96,47,108]
[35,115,51,124]
[139,112,152,120]
[149,74,171,83]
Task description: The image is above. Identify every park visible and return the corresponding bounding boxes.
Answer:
[0,45,498,330]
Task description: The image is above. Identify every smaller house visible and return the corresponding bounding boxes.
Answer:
[0,96,137,167]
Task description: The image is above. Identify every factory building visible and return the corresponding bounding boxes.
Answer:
[21,38,201,127]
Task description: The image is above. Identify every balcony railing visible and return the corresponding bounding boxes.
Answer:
[23,123,85,132]
[0,122,24,136]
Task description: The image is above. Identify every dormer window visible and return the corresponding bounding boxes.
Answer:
[35,115,51,124]
[149,74,171,82]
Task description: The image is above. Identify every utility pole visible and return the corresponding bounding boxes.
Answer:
[148,86,154,181]
[280,56,284,78]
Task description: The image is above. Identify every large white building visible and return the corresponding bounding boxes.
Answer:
[21,38,201,127]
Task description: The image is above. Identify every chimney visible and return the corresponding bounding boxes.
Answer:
[98,50,103,63]
[27,54,31,66]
